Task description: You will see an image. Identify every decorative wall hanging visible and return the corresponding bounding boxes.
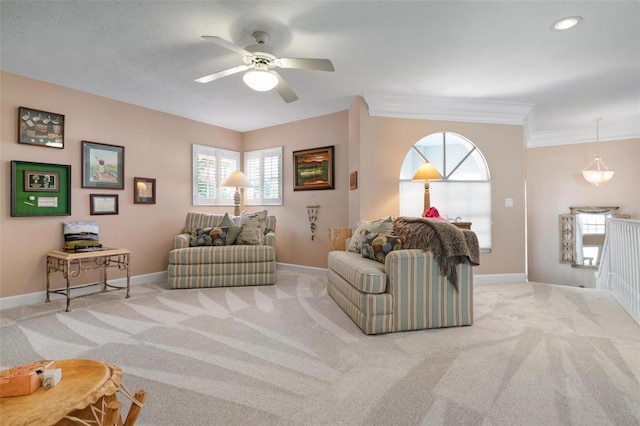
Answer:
[293,146,335,191]
[90,194,119,215]
[18,106,64,149]
[306,205,320,240]
[134,177,156,204]
[81,141,125,189]
[350,171,358,190]
[11,160,71,217]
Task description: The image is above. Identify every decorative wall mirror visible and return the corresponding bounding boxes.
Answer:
[559,206,619,269]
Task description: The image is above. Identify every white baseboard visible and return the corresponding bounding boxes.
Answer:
[474,273,526,285]
[0,271,167,311]
[277,263,327,276]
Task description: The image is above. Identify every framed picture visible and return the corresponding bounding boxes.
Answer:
[293,145,335,191]
[134,177,156,204]
[18,106,65,149]
[90,194,119,215]
[82,140,125,189]
[350,171,358,190]
[11,161,71,217]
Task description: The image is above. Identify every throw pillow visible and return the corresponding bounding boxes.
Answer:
[347,216,394,253]
[236,210,268,245]
[360,231,405,263]
[63,221,102,251]
[189,226,228,247]
[226,223,243,245]
[219,212,235,228]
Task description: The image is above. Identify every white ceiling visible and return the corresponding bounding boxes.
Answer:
[1,1,639,147]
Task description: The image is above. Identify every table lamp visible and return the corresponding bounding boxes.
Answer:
[221,171,253,216]
[412,161,442,214]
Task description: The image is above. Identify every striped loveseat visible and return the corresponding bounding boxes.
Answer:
[327,248,473,335]
[168,212,276,289]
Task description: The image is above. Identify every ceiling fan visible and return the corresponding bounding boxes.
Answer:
[194,31,334,103]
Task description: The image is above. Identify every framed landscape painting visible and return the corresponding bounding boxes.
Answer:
[81,141,125,189]
[293,145,335,191]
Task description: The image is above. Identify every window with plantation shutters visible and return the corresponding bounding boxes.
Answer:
[244,147,283,206]
[192,144,239,206]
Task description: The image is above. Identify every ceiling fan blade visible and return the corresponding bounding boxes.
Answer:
[194,65,250,84]
[278,58,334,72]
[201,35,251,56]
[272,71,299,103]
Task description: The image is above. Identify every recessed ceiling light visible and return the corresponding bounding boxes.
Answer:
[552,16,583,31]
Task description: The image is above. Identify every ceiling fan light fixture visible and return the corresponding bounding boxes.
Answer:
[243,69,278,92]
[552,16,582,31]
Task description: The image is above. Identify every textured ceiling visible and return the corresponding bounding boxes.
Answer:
[1,1,639,146]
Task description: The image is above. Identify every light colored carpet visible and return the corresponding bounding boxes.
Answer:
[1,270,639,426]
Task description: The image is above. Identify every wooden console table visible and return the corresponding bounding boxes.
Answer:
[46,248,131,312]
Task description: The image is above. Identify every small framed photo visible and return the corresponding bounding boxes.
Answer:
[82,140,125,189]
[90,194,119,215]
[24,170,59,192]
[18,106,64,149]
[134,177,156,204]
[293,145,335,191]
[11,161,71,217]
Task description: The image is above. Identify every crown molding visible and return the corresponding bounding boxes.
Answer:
[525,120,640,148]
[362,94,639,147]
[363,94,533,125]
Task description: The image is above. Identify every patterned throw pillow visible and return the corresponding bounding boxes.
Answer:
[236,210,268,245]
[347,216,394,253]
[63,221,102,251]
[360,231,405,263]
[189,227,228,247]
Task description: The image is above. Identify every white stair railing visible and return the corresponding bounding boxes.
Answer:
[597,218,640,325]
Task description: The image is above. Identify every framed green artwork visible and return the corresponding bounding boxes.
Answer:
[11,161,71,216]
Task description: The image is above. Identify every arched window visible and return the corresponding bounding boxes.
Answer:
[399,132,492,250]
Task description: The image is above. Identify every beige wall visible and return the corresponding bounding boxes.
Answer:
[1,72,242,298]
[526,139,640,287]
[242,111,350,269]
[355,112,527,276]
[5,70,631,302]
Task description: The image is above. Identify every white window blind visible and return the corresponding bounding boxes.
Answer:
[244,147,283,206]
[399,132,492,251]
[192,144,239,206]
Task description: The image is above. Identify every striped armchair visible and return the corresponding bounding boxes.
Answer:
[168,212,276,289]
[327,248,473,335]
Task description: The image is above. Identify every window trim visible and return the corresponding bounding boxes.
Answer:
[192,144,239,206]
[244,146,283,206]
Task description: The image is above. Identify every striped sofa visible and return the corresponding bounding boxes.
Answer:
[327,249,473,335]
[168,212,276,289]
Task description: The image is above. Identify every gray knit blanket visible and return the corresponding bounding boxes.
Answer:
[392,217,480,290]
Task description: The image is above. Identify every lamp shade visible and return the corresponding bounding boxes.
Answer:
[243,69,278,92]
[582,157,614,186]
[221,171,253,188]
[412,162,442,181]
